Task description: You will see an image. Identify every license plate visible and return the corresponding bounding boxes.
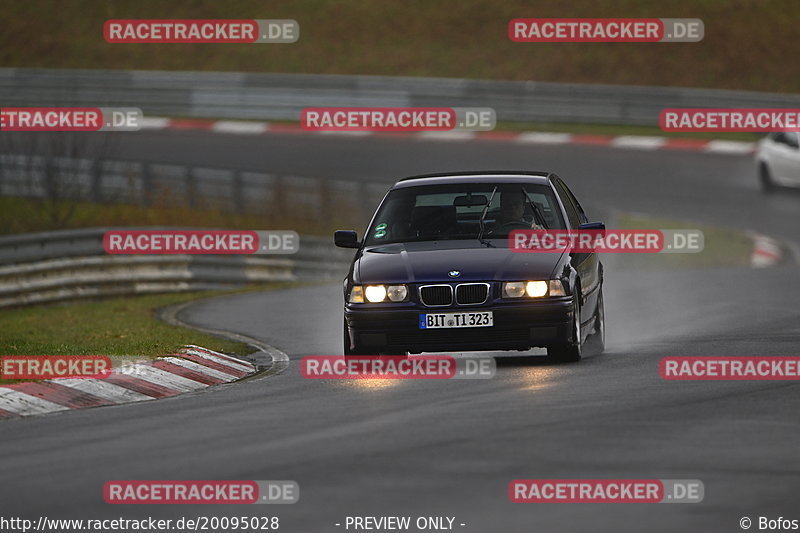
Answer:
[419,311,493,329]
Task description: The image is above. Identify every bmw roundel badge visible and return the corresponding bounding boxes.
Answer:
[448,270,461,278]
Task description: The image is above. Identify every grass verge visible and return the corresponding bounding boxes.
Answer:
[0,284,297,384]
[614,213,754,269]
[0,196,348,236]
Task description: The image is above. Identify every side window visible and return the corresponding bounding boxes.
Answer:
[563,183,589,224]
[552,178,581,228]
[771,132,800,149]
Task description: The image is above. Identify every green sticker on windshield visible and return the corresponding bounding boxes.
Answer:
[374,223,388,239]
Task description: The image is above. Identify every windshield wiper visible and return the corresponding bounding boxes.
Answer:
[521,187,547,228]
[477,186,498,247]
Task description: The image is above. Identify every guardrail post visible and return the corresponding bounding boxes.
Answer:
[91,160,103,202]
[186,167,197,208]
[141,163,153,206]
[274,174,287,220]
[319,177,333,227]
[232,170,244,213]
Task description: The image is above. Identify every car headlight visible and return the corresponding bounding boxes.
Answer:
[502,281,527,298]
[502,280,566,298]
[386,285,408,302]
[526,281,548,297]
[349,284,409,303]
[364,285,387,303]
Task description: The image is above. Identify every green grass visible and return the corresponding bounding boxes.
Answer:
[0,195,351,236]
[1,0,798,93]
[0,291,252,358]
[614,213,754,269]
[0,286,298,384]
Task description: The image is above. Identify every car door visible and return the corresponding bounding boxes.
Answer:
[551,176,600,332]
[766,132,800,185]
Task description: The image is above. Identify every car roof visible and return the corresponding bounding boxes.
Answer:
[392,171,552,189]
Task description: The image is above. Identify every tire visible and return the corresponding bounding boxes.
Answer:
[759,163,776,193]
[548,294,582,363]
[584,288,605,356]
[343,317,366,356]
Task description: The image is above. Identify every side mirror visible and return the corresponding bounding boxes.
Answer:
[334,230,360,249]
[578,222,605,231]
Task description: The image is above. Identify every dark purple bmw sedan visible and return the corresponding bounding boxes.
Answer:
[334,171,605,362]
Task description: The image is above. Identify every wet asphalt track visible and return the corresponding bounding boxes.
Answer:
[1,131,799,532]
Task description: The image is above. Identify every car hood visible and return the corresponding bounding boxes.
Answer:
[355,240,566,284]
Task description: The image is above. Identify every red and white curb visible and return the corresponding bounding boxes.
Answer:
[0,346,256,420]
[139,117,757,155]
[750,233,785,268]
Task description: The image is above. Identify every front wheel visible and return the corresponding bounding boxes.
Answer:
[584,288,605,356]
[759,163,776,193]
[548,296,582,363]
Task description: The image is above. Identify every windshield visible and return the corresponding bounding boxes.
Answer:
[364,182,566,246]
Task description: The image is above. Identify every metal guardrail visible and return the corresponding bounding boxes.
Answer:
[2,68,800,126]
[0,228,353,307]
[0,153,380,304]
[0,153,390,224]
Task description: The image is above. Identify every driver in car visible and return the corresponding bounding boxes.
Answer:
[495,190,544,231]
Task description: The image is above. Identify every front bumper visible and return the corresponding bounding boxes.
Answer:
[345,298,573,353]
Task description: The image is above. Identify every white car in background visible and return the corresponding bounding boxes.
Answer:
[756,132,800,192]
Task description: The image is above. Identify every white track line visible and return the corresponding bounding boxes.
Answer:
[55,378,152,403]
[181,349,254,373]
[704,140,756,154]
[211,121,270,134]
[138,117,171,130]
[0,388,69,415]
[611,136,668,150]
[416,131,476,141]
[181,346,256,371]
[115,365,208,391]
[162,357,239,382]
[515,132,572,144]
[316,130,371,137]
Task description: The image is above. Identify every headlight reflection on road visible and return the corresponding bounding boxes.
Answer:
[514,367,558,391]
[337,377,400,391]
[332,354,446,391]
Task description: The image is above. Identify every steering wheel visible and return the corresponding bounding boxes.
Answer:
[490,221,532,234]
